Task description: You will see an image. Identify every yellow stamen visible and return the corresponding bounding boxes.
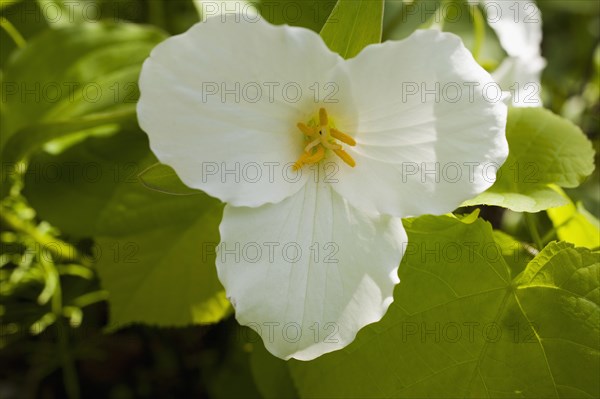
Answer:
[293,152,310,171]
[305,138,321,152]
[319,107,328,126]
[297,122,316,137]
[330,128,356,146]
[293,107,357,169]
[333,148,356,167]
[321,139,341,151]
[303,146,325,164]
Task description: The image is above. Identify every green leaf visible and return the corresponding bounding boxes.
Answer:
[23,130,230,326]
[0,0,23,11]
[0,0,48,67]
[142,0,200,34]
[547,187,600,249]
[492,229,534,277]
[248,328,299,399]
[137,162,203,196]
[513,242,600,398]
[540,0,600,14]
[0,22,159,198]
[320,0,384,59]
[253,0,336,32]
[22,130,148,237]
[0,21,166,150]
[289,216,599,398]
[464,107,595,212]
[383,0,438,41]
[1,108,136,168]
[11,22,228,327]
[36,0,88,27]
[94,197,229,327]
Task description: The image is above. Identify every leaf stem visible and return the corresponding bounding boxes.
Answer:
[0,16,26,48]
[55,298,81,399]
[468,3,486,62]
[2,205,84,398]
[525,213,544,250]
[71,290,109,308]
[38,254,80,399]
[540,214,578,244]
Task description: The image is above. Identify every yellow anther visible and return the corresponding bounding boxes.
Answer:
[333,148,356,168]
[293,107,357,169]
[319,107,328,126]
[303,146,326,164]
[293,146,326,171]
[330,128,356,146]
[297,122,316,137]
[293,152,310,171]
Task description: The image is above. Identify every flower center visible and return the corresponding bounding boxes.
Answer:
[293,107,356,171]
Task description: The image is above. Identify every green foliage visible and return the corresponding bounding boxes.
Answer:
[464,107,595,212]
[249,329,299,399]
[94,200,229,327]
[138,162,203,196]
[288,216,600,398]
[492,229,534,277]
[0,0,48,67]
[547,188,600,249]
[2,21,230,328]
[254,0,336,32]
[320,0,384,58]
[17,130,132,234]
[0,21,165,150]
[21,126,230,327]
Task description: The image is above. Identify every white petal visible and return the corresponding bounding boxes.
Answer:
[216,177,405,360]
[482,0,546,107]
[138,16,354,207]
[492,56,545,107]
[483,0,543,59]
[328,29,508,217]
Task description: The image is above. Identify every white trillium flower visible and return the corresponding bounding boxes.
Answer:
[137,15,508,360]
[483,0,546,106]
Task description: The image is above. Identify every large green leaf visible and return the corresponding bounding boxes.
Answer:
[248,328,299,399]
[1,108,136,168]
[35,0,89,27]
[0,0,48,68]
[320,0,384,59]
[289,216,599,398]
[253,0,336,32]
[0,21,165,150]
[6,19,228,328]
[547,188,600,249]
[23,130,230,326]
[492,229,534,277]
[22,130,148,237]
[464,107,595,212]
[94,195,229,327]
[137,162,203,196]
